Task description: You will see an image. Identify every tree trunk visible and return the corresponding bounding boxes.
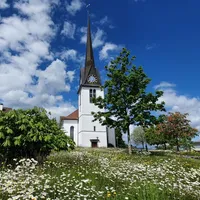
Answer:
[142,142,144,149]
[145,143,148,152]
[176,137,179,152]
[127,125,132,154]
[176,144,179,152]
[164,143,167,150]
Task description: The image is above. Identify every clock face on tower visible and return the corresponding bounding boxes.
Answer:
[88,75,97,83]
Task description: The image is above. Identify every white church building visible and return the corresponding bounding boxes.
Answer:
[60,16,116,148]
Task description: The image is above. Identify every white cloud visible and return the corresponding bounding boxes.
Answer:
[59,49,84,66]
[61,21,76,39]
[67,71,75,82]
[46,103,76,121]
[60,49,77,60]
[79,26,87,44]
[99,42,121,60]
[99,16,109,25]
[156,82,200,131]
[0,0,9,9]
[98,16,114,29]
[0,0,75,120]
[93,29,106,48]
[154,81,176,90]
[34,59,69,95]
[66,0,84,16]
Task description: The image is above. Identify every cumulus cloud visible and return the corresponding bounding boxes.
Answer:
[97,16,114,29]
[0,0,9,9]
[60,49,77,61]
[156,82,200,131]
[99,42,122,60]
[58,49,85,67]
[93,29,106,48]
[61,21,76,39]
[66,0,84,16]
[0,0,76,120]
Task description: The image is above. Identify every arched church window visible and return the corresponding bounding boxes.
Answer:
[90,89,96,103]
[70,126,74,141]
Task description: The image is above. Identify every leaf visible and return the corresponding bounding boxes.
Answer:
[3,138,11,147]
[0,132,5,139]
[7,128,13,134]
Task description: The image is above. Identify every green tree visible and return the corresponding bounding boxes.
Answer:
[157,112,198,151]
[131,127,145,149]
[92,48,165,154]
[0,107,75,164]
[145,126,168,149]
[115,127,126,148]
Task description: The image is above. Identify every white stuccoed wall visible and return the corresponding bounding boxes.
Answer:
[78,86,107,147]
[62,120,78,145]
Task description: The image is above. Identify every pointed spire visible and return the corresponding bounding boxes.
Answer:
[85,13,95,68]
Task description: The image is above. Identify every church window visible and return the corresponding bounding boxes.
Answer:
[90,89,96,103]
[70,126,74,141]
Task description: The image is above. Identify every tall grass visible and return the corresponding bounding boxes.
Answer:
[0,148,200,200]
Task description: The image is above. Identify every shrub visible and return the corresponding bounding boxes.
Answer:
[0,107,75,164]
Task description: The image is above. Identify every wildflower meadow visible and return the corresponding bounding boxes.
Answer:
[0,148,200,200]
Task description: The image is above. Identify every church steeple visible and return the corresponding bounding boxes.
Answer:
[79,13,101,88]
[85,14,95,68]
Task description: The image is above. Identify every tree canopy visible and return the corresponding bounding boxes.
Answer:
[92,48,165,153]
[157,112,198,151]
[145,125,168,149]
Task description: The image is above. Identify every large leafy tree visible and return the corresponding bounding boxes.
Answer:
[92,48,165,154]
[157,112,198,151]
[0,107,75,164]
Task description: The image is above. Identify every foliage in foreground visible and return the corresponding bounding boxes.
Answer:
[0,148,200,200]
[0,107,75,164]
[92,48,165,154]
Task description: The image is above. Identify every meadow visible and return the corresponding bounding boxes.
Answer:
[0,148,200,200]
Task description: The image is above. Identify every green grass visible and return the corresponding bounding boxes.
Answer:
[1,148,200,200]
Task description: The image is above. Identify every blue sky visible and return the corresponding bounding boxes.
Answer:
[0,0,200,136]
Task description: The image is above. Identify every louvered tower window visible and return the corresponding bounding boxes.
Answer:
[90,89,96,103]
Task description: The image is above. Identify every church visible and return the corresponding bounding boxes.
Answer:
[60,16,116,148]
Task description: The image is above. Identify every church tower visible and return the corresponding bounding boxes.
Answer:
[78,15,107,147]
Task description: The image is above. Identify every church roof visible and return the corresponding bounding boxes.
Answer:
[2,107,12,112]
[60,109,78,121]
[0,104,12,113]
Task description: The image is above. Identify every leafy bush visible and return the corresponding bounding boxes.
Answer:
[0,107,75,164]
